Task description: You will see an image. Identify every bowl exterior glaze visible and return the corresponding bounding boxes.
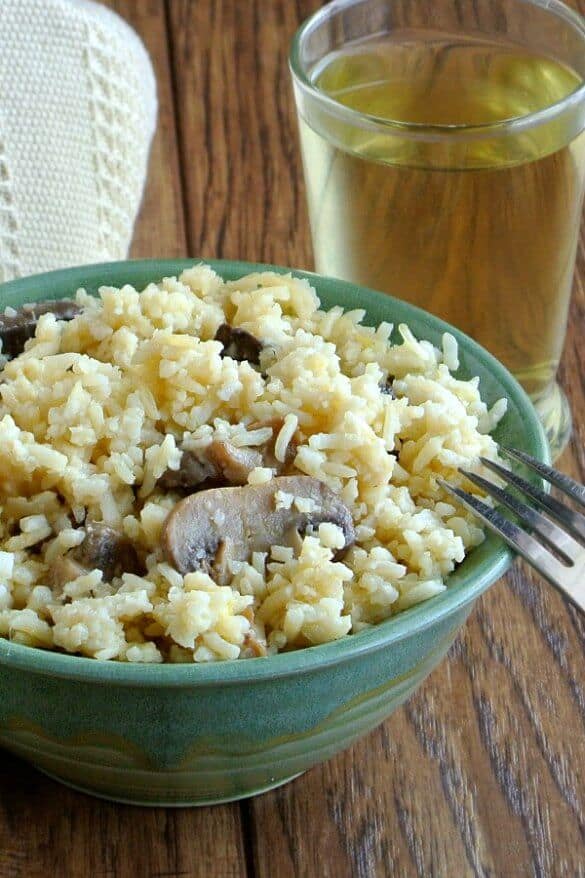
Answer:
[0,607,467,805]
[0,259,548,805]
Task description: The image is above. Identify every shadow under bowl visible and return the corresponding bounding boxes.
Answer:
[0,259,549,806]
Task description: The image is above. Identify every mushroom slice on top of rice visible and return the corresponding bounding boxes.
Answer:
[161,475,355,585]
[0,299,80,359]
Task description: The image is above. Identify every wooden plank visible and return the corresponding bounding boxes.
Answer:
[168,0,585,876]
[0,758,247,878]
[123,0,186,259]
[166,0,315,267]
[0,3,247,877]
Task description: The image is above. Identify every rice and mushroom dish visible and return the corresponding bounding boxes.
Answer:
[0,265,505,663]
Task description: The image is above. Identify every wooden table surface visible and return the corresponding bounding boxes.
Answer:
[1,2,584,876]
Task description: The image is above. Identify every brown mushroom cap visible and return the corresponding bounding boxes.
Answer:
[48,555,87,591]
[161,475,355,584]
[214,323,262,364]
[0,299,80,359]
[158,422,298,493]
[158,449,219,490]
[158,441,264,491]
[206,441,263,484]
[70,521,142,581]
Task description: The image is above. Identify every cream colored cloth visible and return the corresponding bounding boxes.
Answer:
[0,0,157,281]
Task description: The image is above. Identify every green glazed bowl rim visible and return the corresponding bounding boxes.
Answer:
[0,259,549,687]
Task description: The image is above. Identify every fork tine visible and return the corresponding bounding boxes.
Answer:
[438,480,567,584]
[479,456,585,545]
[459,469,578,564]
[501,447,585,509]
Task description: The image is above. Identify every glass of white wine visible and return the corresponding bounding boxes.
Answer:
[290,0,585,458]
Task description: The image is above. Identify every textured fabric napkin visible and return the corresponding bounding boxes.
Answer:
[0,0,157,282]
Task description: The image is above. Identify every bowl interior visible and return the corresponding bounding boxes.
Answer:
[0,258,549,683]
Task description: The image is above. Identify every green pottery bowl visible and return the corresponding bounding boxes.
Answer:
[0,259,548,806]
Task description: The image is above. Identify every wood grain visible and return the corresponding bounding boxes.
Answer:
[0,760,247,878]
[166,0,314,268]
[0,1,583,876]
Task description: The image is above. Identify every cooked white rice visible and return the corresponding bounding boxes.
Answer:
[0,265,505,662]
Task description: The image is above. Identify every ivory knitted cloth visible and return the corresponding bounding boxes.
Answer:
[0,0,157,282]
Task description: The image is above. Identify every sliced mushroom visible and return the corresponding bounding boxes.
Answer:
[158,422,298,492]
[0,299,80,359]
[214,323,262,364]
[161,475,355,584]
[252,417,299,472]
[70,521,142,581]
[158,442,261,492]
[158,450,218,491]
[206,440,263,484]
[48,555,87,590]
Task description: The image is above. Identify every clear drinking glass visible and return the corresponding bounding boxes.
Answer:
[289,0,585,459]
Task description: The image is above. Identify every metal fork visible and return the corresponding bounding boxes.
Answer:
[440,447,585,613]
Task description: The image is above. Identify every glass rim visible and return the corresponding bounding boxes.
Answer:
[289,0,585,142]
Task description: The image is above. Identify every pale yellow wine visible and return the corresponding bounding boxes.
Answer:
[299,32,585,398]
